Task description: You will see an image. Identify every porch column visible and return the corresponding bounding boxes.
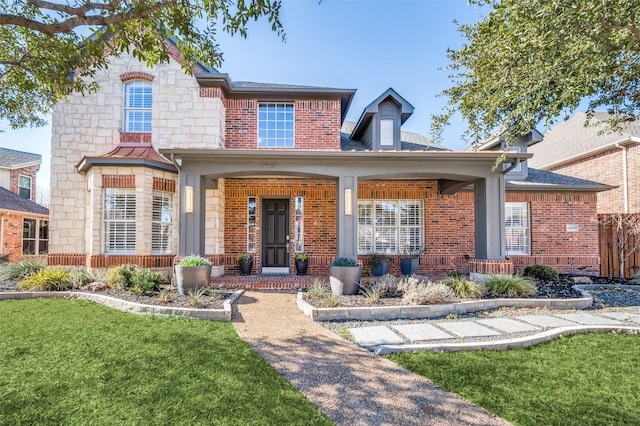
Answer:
[337,175,358,259]
[178,174,206,257]
[474,176,505,260]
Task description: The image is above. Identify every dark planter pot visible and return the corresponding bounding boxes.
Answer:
[329,265,361,295]
[239,260,253,276]
[295,260,309,275]
[400,257,419,276]
[372,259,390,277]
[175,265,212,295]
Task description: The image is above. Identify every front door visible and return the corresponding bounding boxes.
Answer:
[262,199,289,269]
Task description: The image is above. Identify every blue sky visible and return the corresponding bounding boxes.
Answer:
[0,0,489,189]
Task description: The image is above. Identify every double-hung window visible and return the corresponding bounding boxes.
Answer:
[22,219,48,255]
[104,189,136,254]
[124,80,152,132]
[152,191,173,254]
[358,200,424,254]
[258,103,294,147]
[505,202,530,255]
[18,175,31,200]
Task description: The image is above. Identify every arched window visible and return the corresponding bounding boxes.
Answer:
[124,80,152,132]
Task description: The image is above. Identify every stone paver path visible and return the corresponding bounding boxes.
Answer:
[232,291,508,426]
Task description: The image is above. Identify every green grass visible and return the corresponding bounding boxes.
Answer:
[389,333,640,426]
[0,299,331,426]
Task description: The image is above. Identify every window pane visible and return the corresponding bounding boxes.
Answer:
[358,199,424,255]
[257,103,294,148]
[124,81,152,132]
[380,119,394,146]
[104,189,136,254]
[247,197,257,252]
[152,191,173,254]
[505,202,530,255]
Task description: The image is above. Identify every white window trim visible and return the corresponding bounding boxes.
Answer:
[103,188,136,254]
[22,218,48,255]
[257,102,295,148]
[247,197,257,253]
[380,119,394,146]
[294,197,304,253]
[123,80,152,133]
[151,190,173,254]
[505,201,530,255]
[18,174,32,200]
[357,199,424,255]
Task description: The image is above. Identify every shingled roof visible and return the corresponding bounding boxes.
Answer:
[0,187,48,215]
[507,168,613,192]
[0,147,41,169]
[340,121,448,152]
[529,112,640,169]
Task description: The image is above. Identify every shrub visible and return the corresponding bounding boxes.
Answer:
[188,287,209,306]
[0,257,47,280]
[369,253,390,264]
[17,267,72,291]
[485,275,537,298]
[236,253,252,263]
[157,289,176,303]
[107,264,138,288]
[523,264,559,281]
[129,268,164,295]
[306,278,330,298]
[321,293,342,307]
[630,272,640,284]
[445,270,466,280]
[331,257,358,267]
[402,282,458,305]
[180,254,211,266]
[293,253,309,262]
[359,283,382,304]
[373,274,402,298]
[440,276,485,299]
[397,275,423,293]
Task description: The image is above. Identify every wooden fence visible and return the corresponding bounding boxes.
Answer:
[599,213,640,278]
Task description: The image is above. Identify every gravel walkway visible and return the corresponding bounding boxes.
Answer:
[232,290,509,426]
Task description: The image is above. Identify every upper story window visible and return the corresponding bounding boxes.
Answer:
[258,103,294,148]
[124,80,152,132]
[18,175,32,200]
[380,119,394,146]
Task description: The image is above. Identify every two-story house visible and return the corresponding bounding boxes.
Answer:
[47,43,610,281]
[0,147,49,262]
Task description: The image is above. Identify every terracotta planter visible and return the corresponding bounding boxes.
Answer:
[175,265,212,295]
[329,265,361,295]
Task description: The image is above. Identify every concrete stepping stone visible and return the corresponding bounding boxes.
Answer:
[348,326,405,346]
[555,313,624,325]
[599,312,640,324]
[392,324,454,342]
[437,321,501,337]
[476,318,540,333]
[516,315,580,328]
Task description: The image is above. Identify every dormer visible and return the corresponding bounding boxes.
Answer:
[349,88,414,151]
[476,129,543,180]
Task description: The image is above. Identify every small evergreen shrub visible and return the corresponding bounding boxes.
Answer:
[180,254,211,266]
[129,268,164,294]
[107,264,138,288]
[331,257,358,267]
[17,267,72,291]
[523,264,559,281]
[402,282,458,305]
[485,275,537,298]
[445,270,466,280]
[0,257,47,280]
[374,274,402,297]
[306,278,330,298]
[440,276,485,299]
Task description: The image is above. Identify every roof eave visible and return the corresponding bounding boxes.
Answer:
[506,183,615,192]
[76,157,178,173]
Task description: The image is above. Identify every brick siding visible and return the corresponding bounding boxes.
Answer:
[225,98,342,150]
[9,165,38,201]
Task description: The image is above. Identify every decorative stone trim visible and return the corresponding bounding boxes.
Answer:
[102,174,135,188]
[152,177,176,192]
[120,71,155,82]
[0,290,244,321]
[120,132,152,143]
[296,290,593,322]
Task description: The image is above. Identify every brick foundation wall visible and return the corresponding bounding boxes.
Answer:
[223,178,337,275]
[225,99,342,150]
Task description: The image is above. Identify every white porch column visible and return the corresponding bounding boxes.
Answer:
[337,175,358,259]
[474,176,506,260]
[178,174,206,256]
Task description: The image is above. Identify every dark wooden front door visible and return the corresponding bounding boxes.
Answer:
[262,199,289,267]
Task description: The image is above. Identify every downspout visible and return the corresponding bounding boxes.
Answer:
[0,212,5,254]
[615,143,629,213]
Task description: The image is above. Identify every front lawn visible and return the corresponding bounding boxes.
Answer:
[389,333,640,426]
[0,299,331,425]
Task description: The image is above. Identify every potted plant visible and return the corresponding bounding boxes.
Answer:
[399,245,424,276]
[237,253,253,275]
[294,253,309,275]
[329,257,361,295]
[175,254,212,295]
[370,253,390,277]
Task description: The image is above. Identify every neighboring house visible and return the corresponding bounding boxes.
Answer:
[47,44,610,279]
[528,112,640,214]
[0,148,49,261]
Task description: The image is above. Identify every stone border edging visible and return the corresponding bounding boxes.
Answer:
[374,325,640,355]
[297,288,593,322]
[0,289,245,321]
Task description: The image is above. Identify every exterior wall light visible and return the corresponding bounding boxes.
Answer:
[185,186,194,214]
[344,188,353,216]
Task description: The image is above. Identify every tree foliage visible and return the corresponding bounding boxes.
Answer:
[0,0,284,129]
[432,0,640,146]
